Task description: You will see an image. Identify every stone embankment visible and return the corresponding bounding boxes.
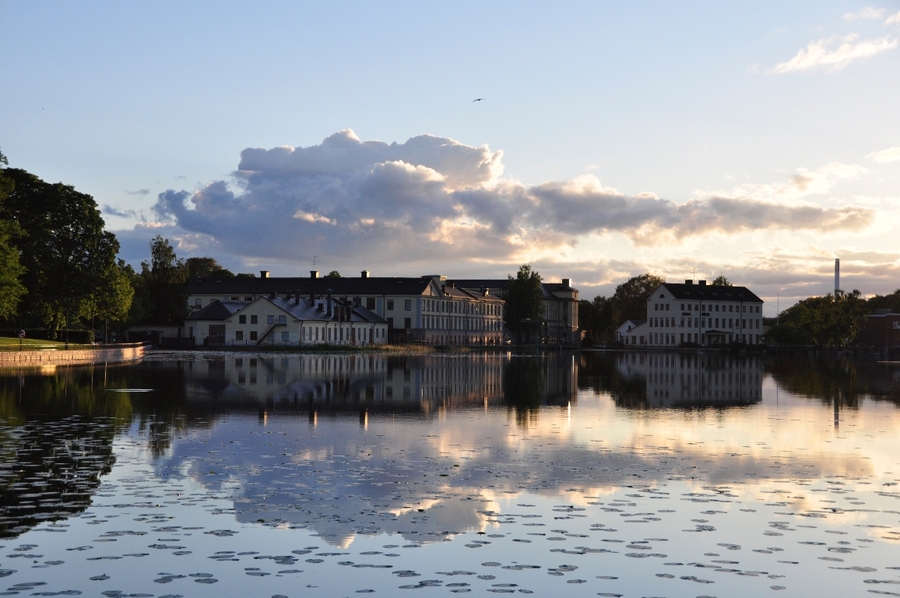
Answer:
[0,343,146,368]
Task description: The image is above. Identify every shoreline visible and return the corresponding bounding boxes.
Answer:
[0,343,146,369]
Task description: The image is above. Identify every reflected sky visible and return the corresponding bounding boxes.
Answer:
[2,352,900,596]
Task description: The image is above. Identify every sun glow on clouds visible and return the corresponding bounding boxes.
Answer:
[144,129,888,302]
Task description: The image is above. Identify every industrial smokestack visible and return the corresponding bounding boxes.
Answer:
[834,258,840,294]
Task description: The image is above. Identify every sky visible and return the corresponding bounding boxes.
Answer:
[2,1,899,313]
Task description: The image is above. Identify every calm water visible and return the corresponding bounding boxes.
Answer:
[1,351,900,597]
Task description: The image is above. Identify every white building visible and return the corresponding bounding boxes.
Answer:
[623,279,764,347]
[186,294,388,347]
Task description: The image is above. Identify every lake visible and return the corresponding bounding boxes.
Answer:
[1,350,900,597]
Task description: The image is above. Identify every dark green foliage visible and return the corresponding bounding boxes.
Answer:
[324,270,342,279]
[0,160,25,318]
[609,273,664,329]
[711,274,732,286]
[505,265,544,342]
[186,257,233,279]
[1,168,125,336]
[133,235,188,326]
[766,290,868,347]
[579,296,612,344]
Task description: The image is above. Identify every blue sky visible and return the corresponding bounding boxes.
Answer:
[2,1,899,311]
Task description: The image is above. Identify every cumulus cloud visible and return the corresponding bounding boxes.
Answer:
[771,33,898,73]
[887,11,900,25]
[867,146,900,163]
[147,130,877,271]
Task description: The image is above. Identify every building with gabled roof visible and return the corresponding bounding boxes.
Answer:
[185,270,505,346]
[185,294,387,347]
[622,279,764,347]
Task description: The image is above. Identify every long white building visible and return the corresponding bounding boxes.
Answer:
[623,279,764,347]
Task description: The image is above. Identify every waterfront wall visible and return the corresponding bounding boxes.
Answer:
[0,344,146,368]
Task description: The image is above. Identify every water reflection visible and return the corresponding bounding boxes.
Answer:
[579,351,764,408]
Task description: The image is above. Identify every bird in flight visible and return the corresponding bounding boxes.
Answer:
[472,98,485,102]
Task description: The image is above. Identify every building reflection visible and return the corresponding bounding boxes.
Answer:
[581,351,764,408]
[180,353,578,417]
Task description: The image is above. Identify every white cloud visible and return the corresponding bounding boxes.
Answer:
[146,130,876,272]
[771,33,898,73]
[886,10,900,25]
[843,7,886,21]
[867,146,900,163]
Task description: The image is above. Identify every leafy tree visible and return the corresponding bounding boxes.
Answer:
[0,155,26,319]
[711,274,732,286]
[83,259,135,342]
[135,235,188,325]
[609,273,664,328]
[579,295,612,344]
[766,291,868,347]
[1,168,121,336]
[185,257,233,279]
[324,270,342,279]
[866,289,900,314]
[505,265,544,342]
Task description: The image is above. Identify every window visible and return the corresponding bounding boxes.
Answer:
[235,331,244,341]
[366,297,375,310]
[404,317,411,329]
[250,315,258,324]
[231,296,238,301]
[387,300,394,310]
[239,315,246,324]
[195,299,202,308]
[281,331,289,341]
[278,315,286,325]
[267,315,275,324]
[250,331,258,340]
[404,299,412,311]
[387,317,394,328]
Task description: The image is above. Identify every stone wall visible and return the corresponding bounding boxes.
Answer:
[0,344,146,368]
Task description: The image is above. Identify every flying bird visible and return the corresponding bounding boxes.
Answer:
[472,98,485,102]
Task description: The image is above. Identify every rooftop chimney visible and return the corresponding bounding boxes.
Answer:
[310,270,319,279]
[260,270,270,279]
[562,278,570,287]
[698,280,706,286]
[685,279,693,285]
[361,270,369,278]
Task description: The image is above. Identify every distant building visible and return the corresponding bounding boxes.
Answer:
[615,320,644,344]
[856,310,900,347]
[185,271,504,346]
[623,279,764,347]
[185,294,387,347]
[448,278,580,345]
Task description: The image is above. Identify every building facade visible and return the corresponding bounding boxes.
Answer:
[623,280,764,347]
[185,271,505,346]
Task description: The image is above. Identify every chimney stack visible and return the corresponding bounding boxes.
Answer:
[361,270,369,278]
[310,270,319,279]
[260,270,270,279]
[835,258,840,294]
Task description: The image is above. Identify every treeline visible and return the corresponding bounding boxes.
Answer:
[766,289,900,347]
[0,151,248,341]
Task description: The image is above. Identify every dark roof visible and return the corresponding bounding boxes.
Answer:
[186,300,246,321]
[659,282,763,303]
[186,276,434,297]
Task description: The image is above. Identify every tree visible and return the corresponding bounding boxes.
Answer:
[185,257,233,280]
[1,168,121,336]
[0,157,25,319]
[324,270,342,279]
[84,259,135,341]
[609,273,664,328]
[766,291,868,347]
[711,274,732,286]
[579,295,612,344]
[505,265,544,342]
[133,235,188,325]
